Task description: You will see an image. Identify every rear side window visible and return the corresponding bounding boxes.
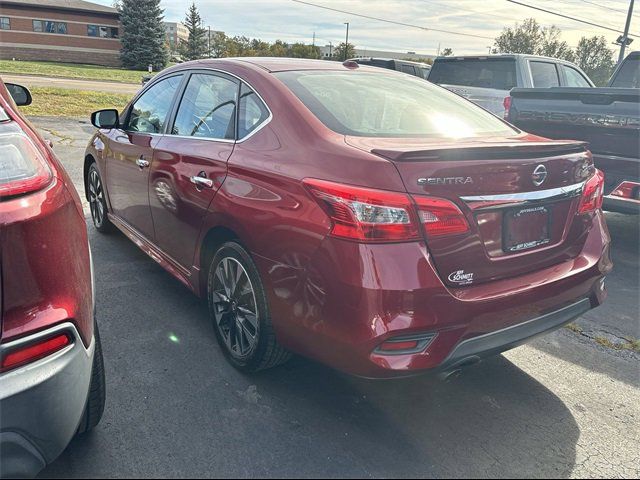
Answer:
[127,75,183,134]
[530,61,560,87]
[562,65,591,87]
[172,73,238,140]
[428,59,517,90]
[610,57,640,88]
[238,83,269,139]
[277,71,517,138]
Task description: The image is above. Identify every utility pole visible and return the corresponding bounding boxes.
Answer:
[329,41,333,59]
[208,25,211,57]
[344,22,350,61]
[617,0,635,64]
[312,31,316,47]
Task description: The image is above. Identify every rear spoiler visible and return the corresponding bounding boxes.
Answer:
[372,141,589,162]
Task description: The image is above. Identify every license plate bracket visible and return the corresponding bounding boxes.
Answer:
[503,205,551,253]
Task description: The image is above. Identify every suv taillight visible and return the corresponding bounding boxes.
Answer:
[304,179,470,243]
[0,131,53,199]
[503,96,512,121]
[578,170,605,214]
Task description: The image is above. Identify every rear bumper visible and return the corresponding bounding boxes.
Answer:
[0,323,94,478]
[437,297,592,374]
[260,210,611,378]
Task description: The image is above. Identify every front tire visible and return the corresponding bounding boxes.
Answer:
[87,163,114,233]
[208,242,291,372]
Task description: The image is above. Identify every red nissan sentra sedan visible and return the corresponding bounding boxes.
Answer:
[0,80,105,477]
[85,58,611,379]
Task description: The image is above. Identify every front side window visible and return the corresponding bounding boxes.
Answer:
[172,73,238,140]
[238,83,269,138]
[127,75,183,134]
[0,17,10,30]
[277,71,517,138]
[530,61,560,87]
[562,65,591,87]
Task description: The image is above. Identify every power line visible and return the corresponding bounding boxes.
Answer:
[506,0,639,37]
[290,0,495,40]
[574,0,630,15]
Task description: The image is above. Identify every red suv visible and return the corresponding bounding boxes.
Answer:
[0,79,105,477]
[86,58,611,379]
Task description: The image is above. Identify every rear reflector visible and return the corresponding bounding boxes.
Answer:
[578,169,605,214]
[375,333,437,355]
[303,178,420,242]
[1,333,72,373]
[413,196,470,237]
[0,131,53,199]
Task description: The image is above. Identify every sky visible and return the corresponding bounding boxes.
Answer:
[95,0,638,56]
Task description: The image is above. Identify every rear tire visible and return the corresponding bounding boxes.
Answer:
[87,163,115,234]
[76,323,106,436]
[208,242,291,373]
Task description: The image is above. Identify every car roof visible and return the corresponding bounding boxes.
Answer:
[188,57,352,73]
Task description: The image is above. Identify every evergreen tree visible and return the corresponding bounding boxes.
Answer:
[178,2,208,61]
[119,0,167,70]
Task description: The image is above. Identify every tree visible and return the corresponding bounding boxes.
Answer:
[334,42,356,61]
[289,42,321,59]
[178,2,208,61]
[209,31,227,58]
[539,25,574,62]
[119,0,168,70]
[494,18,543,54]
[269,40,288,57]
[441,47,454,57]
[573,36,616,86]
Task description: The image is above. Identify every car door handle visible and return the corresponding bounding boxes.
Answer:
[190,175,214,189]
[136,157,150,169]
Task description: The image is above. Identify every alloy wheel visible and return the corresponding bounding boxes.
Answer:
[211,257,259,358]
[88,169,105,227]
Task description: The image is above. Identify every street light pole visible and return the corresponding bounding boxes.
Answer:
[618,0,635,64]
[344,22,350,61]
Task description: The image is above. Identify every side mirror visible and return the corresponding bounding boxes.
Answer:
[6,83,32,106]
[91,109,120,129]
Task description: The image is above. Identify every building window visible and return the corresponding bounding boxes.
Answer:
[33,20,67,34]
[0,17,10,30]
[88,24,119,38]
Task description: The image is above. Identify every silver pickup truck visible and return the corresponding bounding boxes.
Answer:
[429,54,594,115]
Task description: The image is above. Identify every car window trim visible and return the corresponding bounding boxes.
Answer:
[123,72,187,135]
[165,70,240,143]
[160,67,273,144]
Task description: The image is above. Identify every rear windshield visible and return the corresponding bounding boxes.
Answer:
[276,70,517,138]
[611,57,640,88]
[429,58,517,90]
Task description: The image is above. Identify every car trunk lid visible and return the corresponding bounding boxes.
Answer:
[346,135,594,287]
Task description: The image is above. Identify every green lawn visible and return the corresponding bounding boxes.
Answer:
[0,60,153,84]
[22,87,132,117]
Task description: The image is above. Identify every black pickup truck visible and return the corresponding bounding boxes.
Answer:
[507,51,640,214]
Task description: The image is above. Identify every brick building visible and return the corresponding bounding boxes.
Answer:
[0,0,121,67]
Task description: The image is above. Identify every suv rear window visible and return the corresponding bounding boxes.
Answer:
[429,58,517,90]
[276,70,517,138]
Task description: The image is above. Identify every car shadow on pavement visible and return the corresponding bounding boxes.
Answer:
[41,227,580,478]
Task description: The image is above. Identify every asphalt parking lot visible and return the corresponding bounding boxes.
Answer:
[33,117,639,479]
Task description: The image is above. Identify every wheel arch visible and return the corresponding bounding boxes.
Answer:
[198,225,241,297]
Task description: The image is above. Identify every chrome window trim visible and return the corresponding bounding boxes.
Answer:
[147,66,273,144]
[461,181,585,211]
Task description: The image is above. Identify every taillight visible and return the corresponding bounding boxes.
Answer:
[1,333,72,373]
[0,131,53,199]
[414,196,470,237]
[578,170,605,214]
[503,96,512,120]
[303,178,420,243]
